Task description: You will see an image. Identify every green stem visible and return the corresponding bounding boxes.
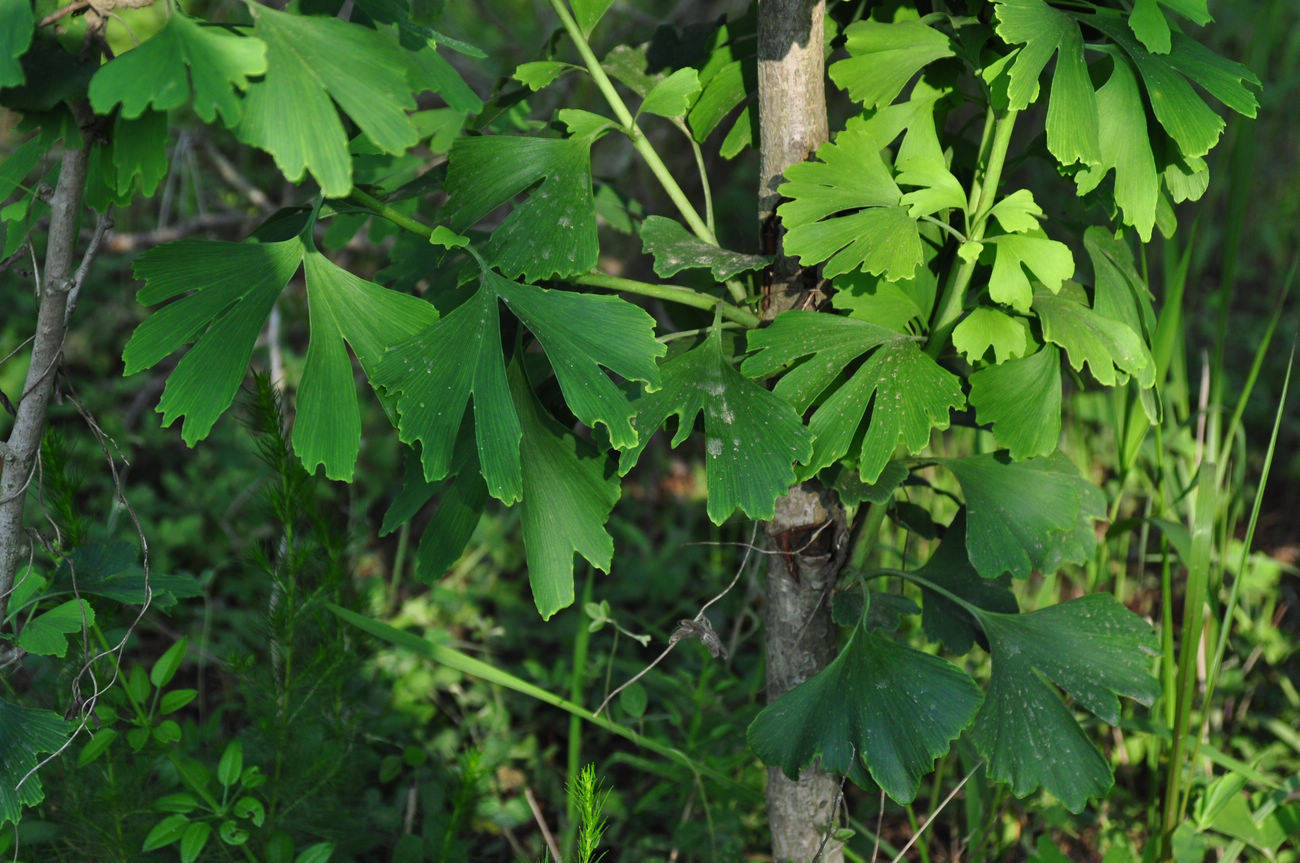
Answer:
[344,190,758,327]
[573,273,759,327]
[545,0,717,246]
[927,109,1020,354]
[564,570,595,860]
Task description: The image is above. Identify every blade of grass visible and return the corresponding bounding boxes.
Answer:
[1180,348,1292,820]
[325,602,753,796]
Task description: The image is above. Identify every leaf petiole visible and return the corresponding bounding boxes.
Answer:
[545,0,718,249]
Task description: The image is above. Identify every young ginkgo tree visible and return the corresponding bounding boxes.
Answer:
[0,0,1257,857]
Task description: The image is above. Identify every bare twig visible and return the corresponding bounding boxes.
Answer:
[811,746,852,862]
[65,210,113,324]
[889,759,985,863]
[594,523,759,717]
[524,786,563,863]
[198,137,273,212]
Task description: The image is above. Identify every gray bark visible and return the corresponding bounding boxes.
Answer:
[0,139,91,618]
[757,2,844,861]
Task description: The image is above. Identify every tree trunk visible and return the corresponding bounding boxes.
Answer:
[756,3,844,861]
[0,136,91,618]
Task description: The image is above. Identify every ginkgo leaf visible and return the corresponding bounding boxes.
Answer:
[1089,15,1259,160]
[987,188,1044,234]
[831,268,933,335]
[815,339,963,482]
[374,281,521,503]
[638,216,769,283]
[829,18,954,109]
[490,274,663,448]
[444,135,600,281]
[742,311,898,412]
[778,119,921,281]
[513,61,577,92]
[571,0,615,35]
[992,0,1100,168]
[0,700,71,827]
[830,460,909,506]
[98,110,170,204]
[1129,0,1210,54]
[915,513,1017,655]
[638,68,701,119]
[744,312,962,483]
[966,594,1159,811]
[123,239,304,444]
[17,599,95,657]
[510,365,620,620]
[984,232,1075,312]
[618,329,812,524]
[684,14,757,147]
[293,250,439,480]
[238,6,419,196]
[952,307,1030,364]
[375,270,663,500]
[1073,58,1159,241]
[939,452,1106,579]
[968,346,1062,460]
[748,623,981,804]
[382,442,488,583]
[1084,227,1155,341]
[1035,284,1155,387]
[87,10,268,126]
[0,0,34,88]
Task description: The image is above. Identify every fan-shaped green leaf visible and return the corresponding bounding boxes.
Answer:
[238,6,418,196]
[376,271,662,499]
[985,233,1074,312]
[619,329,811,523]
[17,599,94,657]
[87,10,267,125]
[374,281,521,503]
[510,366,619,620]
[444,135,599,281]
[829,18,954,109]
[830,269,933,335]
[940,452,1105,579]
[572,0,615,35]
[1074,59,1159,241]
[778,121,920,281]
[123,239,303,444]
[967,595,1159,811]
[968,346,1062,460]
[0,700,71,826]
[638,216,769,283]
[1034,285,1154,387]
[952,307,1030,364]
[1089,15,1259,160]
[0,0,34,88]
[491,274,664,448]
[744,312,960,482]
[512,60,577,92]
[293,251,439,480]
[916,513,1017,654]
[748,624,981,803]
[992,0,1100,168]
[638,68,701,119]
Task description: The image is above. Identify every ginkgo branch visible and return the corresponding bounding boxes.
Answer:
[345,187,758,326]
[927,108,1020,353]
[545,0,718,248]
[573,273,759,327]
